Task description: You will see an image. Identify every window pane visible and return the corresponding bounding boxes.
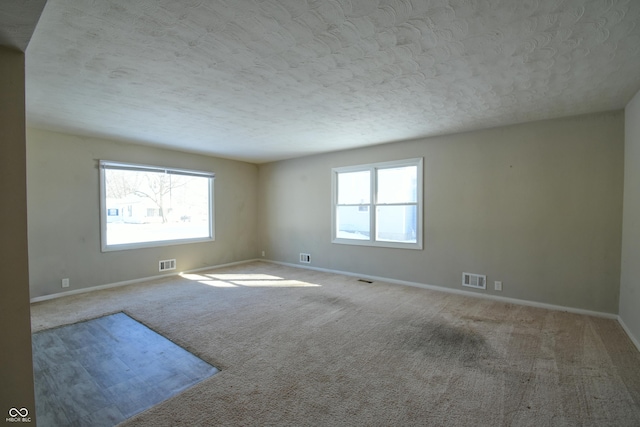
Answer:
[336,205,370,240]
[338,170,370,204]
[376,205,417,243]
[105,168,211,247]
[377,166,417,204]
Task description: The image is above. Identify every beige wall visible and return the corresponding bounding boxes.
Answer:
[0,47,36,419]
[27,129,259,298]
[620,90,640,344]
[259,112,624,314]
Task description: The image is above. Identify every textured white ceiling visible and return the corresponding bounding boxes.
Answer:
[25,0,640,163]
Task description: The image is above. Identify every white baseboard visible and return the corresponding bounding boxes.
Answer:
[617,316,640,353]
[264,260,619,320]
[30,259,261,304]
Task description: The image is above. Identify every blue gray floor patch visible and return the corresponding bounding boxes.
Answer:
[32,312,219,426]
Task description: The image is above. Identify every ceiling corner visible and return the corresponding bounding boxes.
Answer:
[0,0,47,52]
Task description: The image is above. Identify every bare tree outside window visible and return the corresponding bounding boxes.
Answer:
[106,170,194,224]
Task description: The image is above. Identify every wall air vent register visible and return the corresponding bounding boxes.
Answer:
[462,272,486,290]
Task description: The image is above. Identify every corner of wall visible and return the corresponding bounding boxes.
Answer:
[0,46,36,421]
[619,88,640,349]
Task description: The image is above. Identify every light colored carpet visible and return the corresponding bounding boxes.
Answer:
[31,261,640,426]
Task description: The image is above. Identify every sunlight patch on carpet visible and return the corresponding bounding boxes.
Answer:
[181,272,321,287]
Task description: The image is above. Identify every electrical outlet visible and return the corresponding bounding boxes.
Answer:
[494,281,502,291]
[300,253,311,263]
[62,278,70,288]
[261,251,265,257]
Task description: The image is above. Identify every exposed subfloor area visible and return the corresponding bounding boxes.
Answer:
[32,312,219,426]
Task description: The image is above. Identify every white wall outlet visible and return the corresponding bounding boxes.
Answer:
[261,251,265,257]
[300,253,311,263]
[494,281,502,291]
[62,278,70,288]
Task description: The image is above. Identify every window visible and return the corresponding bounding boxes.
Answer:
[100,161,215,251]
[332,158,423,249]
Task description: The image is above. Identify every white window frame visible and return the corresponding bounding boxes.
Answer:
[332,158,423,250]
[99,160,215,252]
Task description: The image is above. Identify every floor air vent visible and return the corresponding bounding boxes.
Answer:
[462,272,486,290]
[159,259,176,272]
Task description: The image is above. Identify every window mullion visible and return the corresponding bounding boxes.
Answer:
[371,166,377,242]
